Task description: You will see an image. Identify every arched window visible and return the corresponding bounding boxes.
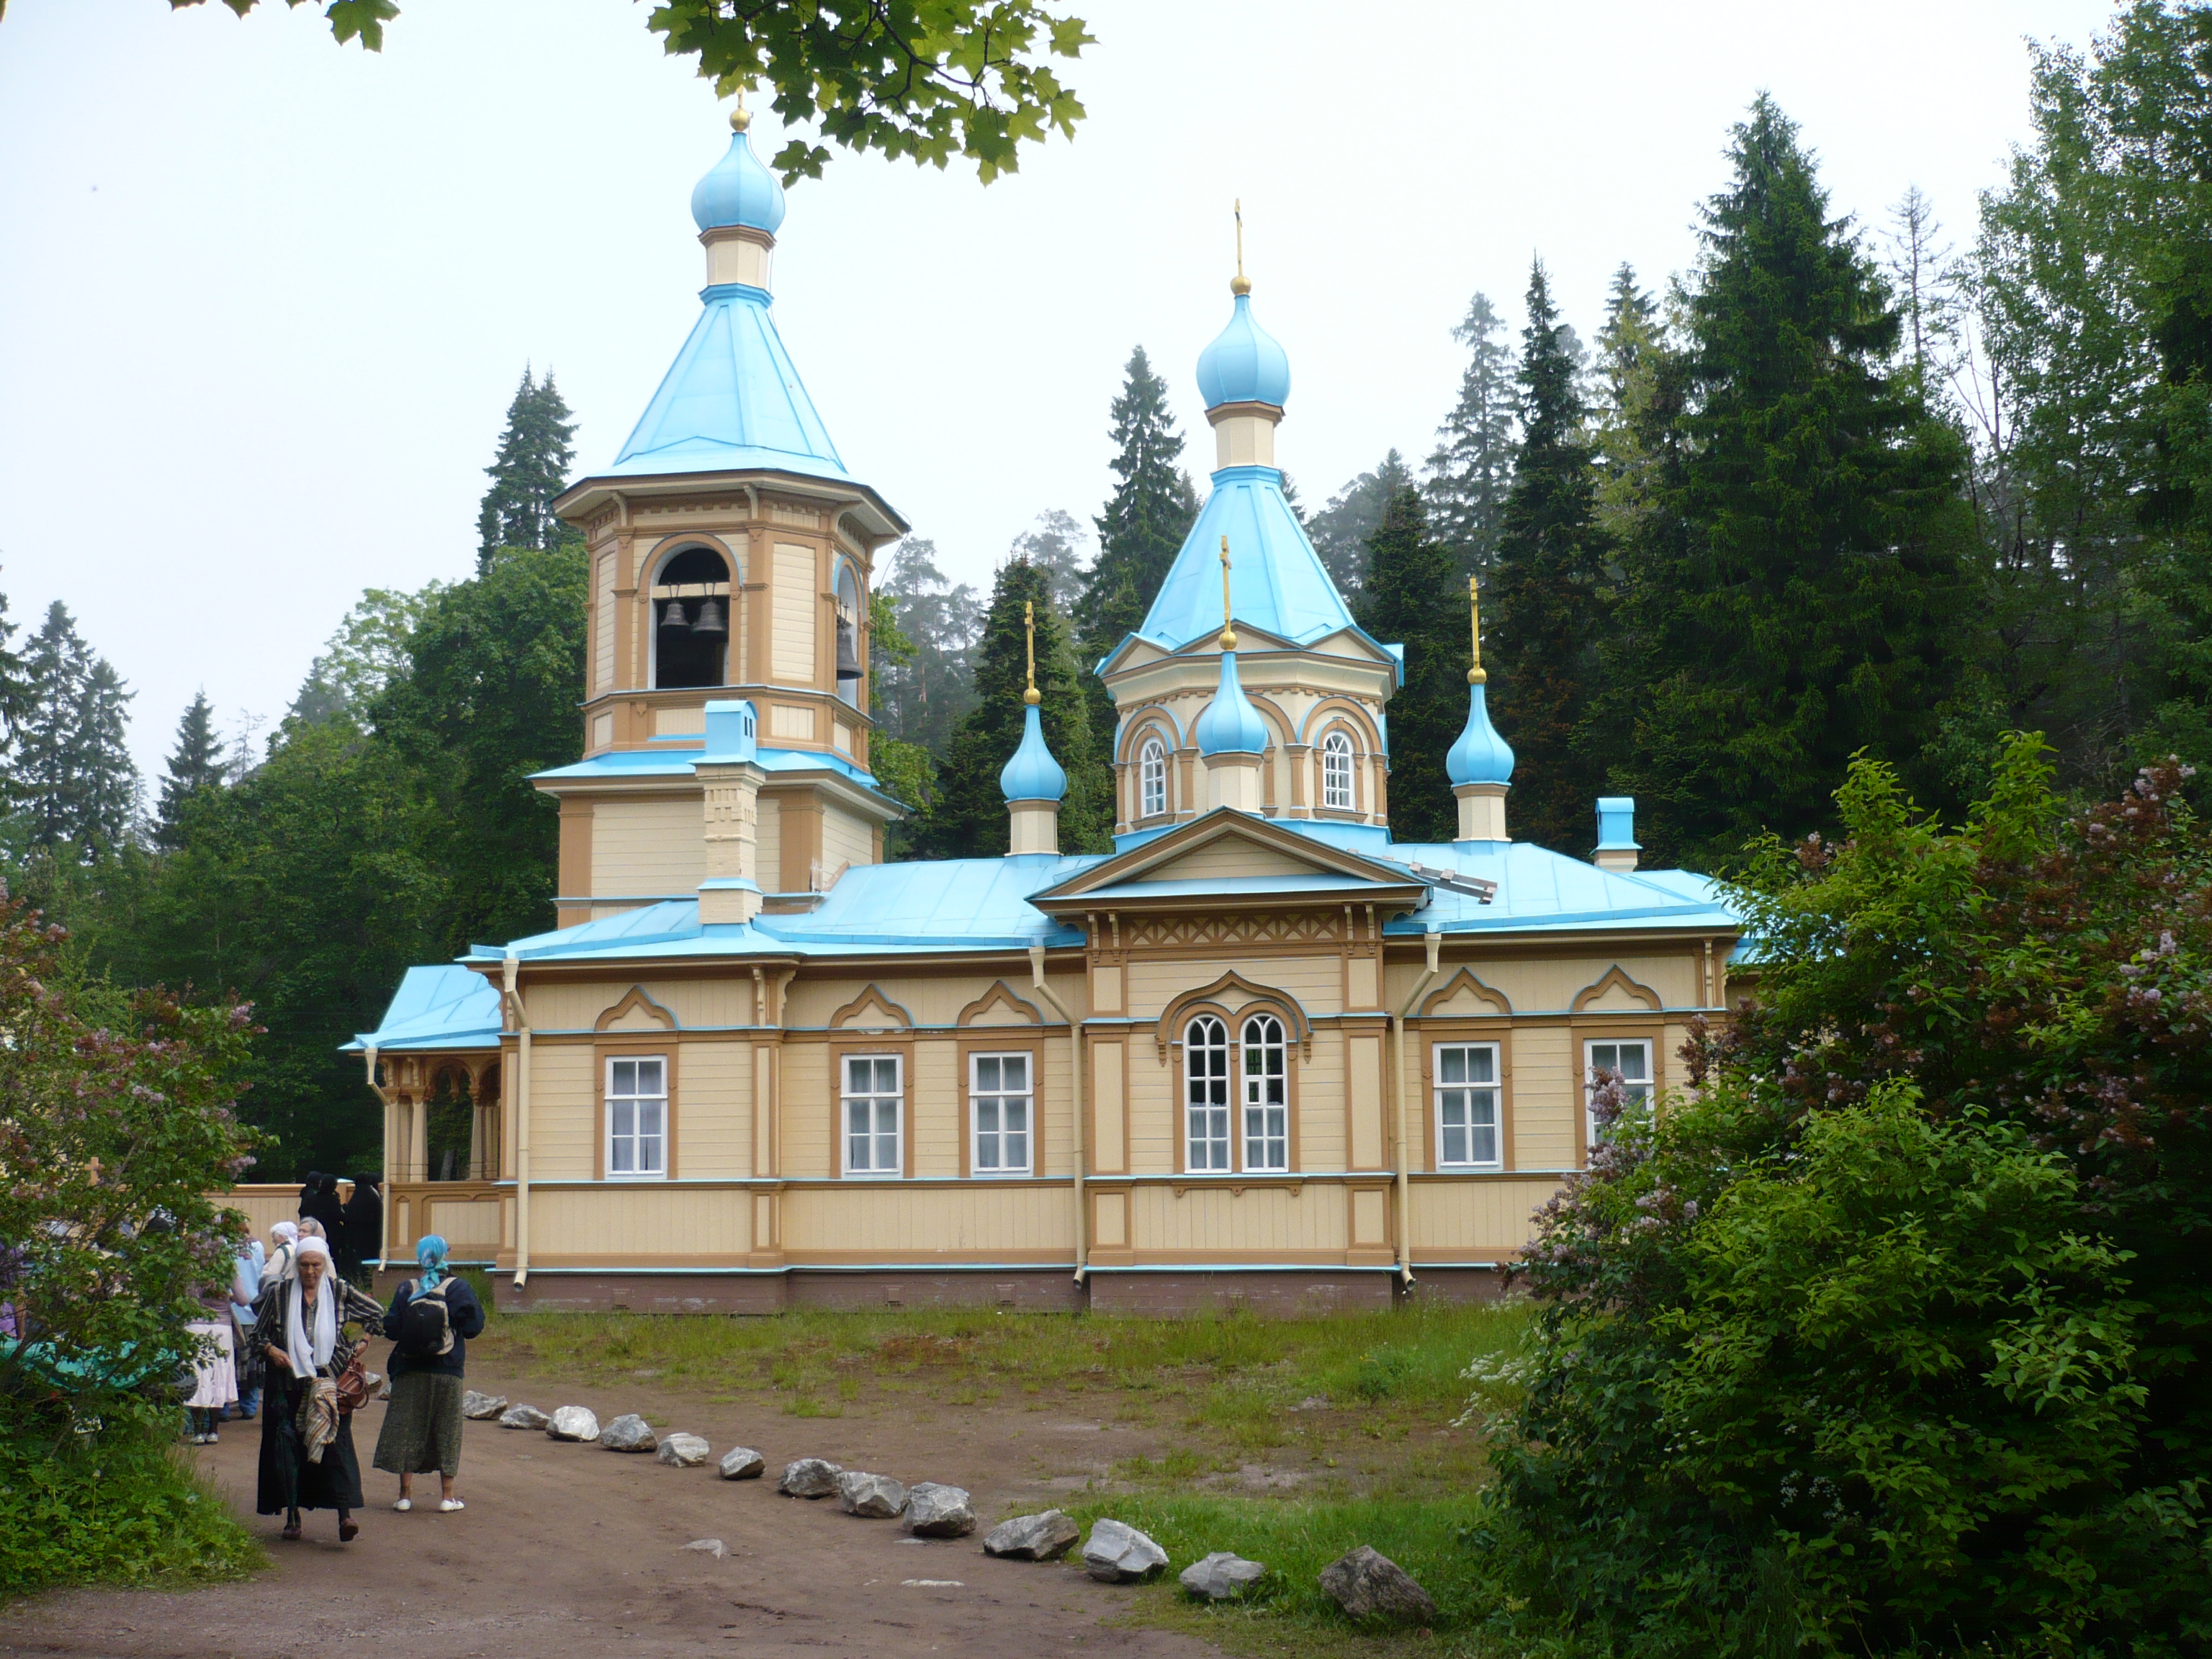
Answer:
[652,545,732,691]
[1139,737,1167,819]
[1184,1015,1231,1171]
[1241,1013,1288,1170]
[1321,729,1355,811]
[834,563,864,709]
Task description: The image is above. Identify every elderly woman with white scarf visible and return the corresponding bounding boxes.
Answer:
[248,1235,385,1542]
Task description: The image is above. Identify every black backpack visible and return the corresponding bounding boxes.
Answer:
[395,1278,454,1359]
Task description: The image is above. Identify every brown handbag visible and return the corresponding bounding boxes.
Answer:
[333,1347,369,1416]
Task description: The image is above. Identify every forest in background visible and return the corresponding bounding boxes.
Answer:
[6,6,2212,1176]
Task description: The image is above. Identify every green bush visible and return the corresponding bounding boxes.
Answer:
[0,1403,259,1600]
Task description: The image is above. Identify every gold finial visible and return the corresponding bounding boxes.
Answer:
[1231,200,1250,297]
[1467,575,1486,684]
[1218,536,1238,651]
[1023,601,1041,705]
[729,88,752,132]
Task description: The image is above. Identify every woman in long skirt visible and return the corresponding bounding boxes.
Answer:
[250,1236,384,1542]
[373,1234,486,1513]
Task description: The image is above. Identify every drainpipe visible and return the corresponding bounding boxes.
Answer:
[1392,929,1443,1287]
[1028,943,1087,1286]
[364,1044,385,1269]
[505,952,534,1290]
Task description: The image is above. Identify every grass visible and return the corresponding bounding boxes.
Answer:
[0,1404,263,1603]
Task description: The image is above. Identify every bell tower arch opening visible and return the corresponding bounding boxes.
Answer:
[652,544,734,691]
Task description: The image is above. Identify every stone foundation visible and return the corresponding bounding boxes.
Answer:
[1083,1268,1395,1318]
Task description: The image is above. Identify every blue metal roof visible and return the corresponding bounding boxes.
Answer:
[343,964,502,1054]
[531,740,902,811]
[1127,467,1367,658]
[999,704,1068,803]
[691,125,786,236]
[601,283,849,484]
[1196,292,1291,410]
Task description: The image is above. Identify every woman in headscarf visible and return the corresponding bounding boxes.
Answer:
[264,1220,300,1287]
[372,1235,485,1513]
[250,1236,384,1542]
[301,1174,346,1244]
[228,1236,264,1421]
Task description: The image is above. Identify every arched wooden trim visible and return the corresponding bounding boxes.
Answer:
[646,534,743,585]
[1116,705,1185,762]
[954,980,1045,1028]
[1245,691,1295,752]
[1418,967,1514,1018]
[1156,971,1312,1061]
[1570,965,1664,1013]
[595,985,680,1032]
[1296,696,1384,752]
[826,983,915,1030]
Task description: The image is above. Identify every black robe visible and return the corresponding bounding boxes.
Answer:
[338,1176,382,1279]
[248,1276,385,1516]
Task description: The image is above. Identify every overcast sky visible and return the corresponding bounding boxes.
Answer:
[0,0,2120,778]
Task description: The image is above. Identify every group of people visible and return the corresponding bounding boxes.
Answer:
[296,1172,383,1285]
[179,1170,488,1545]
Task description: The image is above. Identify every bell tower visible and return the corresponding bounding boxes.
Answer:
[539,106,910,927]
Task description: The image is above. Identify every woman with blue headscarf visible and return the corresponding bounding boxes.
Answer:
[372,1234,485,1513]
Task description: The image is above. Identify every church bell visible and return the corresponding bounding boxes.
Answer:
[834,611,863,682]
[659,599,689,631]
[691,597,727,636]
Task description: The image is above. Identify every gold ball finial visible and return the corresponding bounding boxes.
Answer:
[729,89,752,132]
[1231,274,1251,297]
[1024,686,1042,706]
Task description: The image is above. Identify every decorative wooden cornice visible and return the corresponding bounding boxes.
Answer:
[1570,965,1664,1014]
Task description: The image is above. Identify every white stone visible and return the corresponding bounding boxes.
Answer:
[718,1445,765,1480]
[656,1433,711,1467]
[547,1406,600,1442]
[1082,1519,1168,1583]
[1181,1552,1266,1601]
[778,1457,842,1498]
[981,1510,1080,1561]
[904,1482,975,1538]
[461,1390,508,1420]
[683,1538,728,1560]
[498,1403,550,1430]
[837,1470,908,1518]
[600,1413,657,1452]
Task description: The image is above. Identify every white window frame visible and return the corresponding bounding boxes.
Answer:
[968,1051,1034,1177]
[1184,1015,1231,1171]
[1139,737,1168,819]
[1239,1013,1290,1172]
[1432,1042,1502,1170]
[605,1055,668,1180]
[1583,1038,1654,1153]
[842,1053,904,1176]
[1321,729,1356,811]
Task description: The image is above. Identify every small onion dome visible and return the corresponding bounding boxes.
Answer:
[691,111,787,238]
[1194,651,1269,756]
[1195,293,1291,411]
[999,704,1068,803]
[1446,680,1516,787]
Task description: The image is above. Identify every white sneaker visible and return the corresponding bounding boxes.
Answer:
[392,1498,412,1512]
[438,1498,465,1513]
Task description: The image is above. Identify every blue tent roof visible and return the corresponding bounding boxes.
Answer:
[601,284,849,484]
[344,965,502,1053]
[1127,467,1365,657]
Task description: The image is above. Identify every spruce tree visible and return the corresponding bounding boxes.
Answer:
[922,559,1110,858]
[1354,488,1460,844]
[1307,451,1413,599]
[17,602,137,853]
[1076,347,1199,759]
[1488,259,1611,854]
[156,690,225,850]
[476,367,583,572]
[1591,263,1667,542]
[1609,96,1974,866]
[1426,291,1517,575]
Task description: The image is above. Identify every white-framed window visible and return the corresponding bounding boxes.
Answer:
[1433,1043,1501,1169]
[1321,729,1355,810]
[606,1056,667,1179]
[1139,738,1168,818]
[970,1051,1033,1175]
[1585,1038,1653,1149]
[1241,1013,1289,1170]
[842,1053,903,1174]
[1184,1015,1231,1171]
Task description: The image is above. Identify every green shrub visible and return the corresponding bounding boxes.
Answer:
[0,1403,260,1600]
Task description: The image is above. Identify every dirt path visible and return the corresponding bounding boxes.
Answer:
[4,1352,1226,1658]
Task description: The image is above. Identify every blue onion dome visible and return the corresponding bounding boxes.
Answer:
[1195,292,1291,410]
[691,108,787,238]
[1194,652,1269,755]
[1446,680,1516,787]
[999,705,1068,803]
